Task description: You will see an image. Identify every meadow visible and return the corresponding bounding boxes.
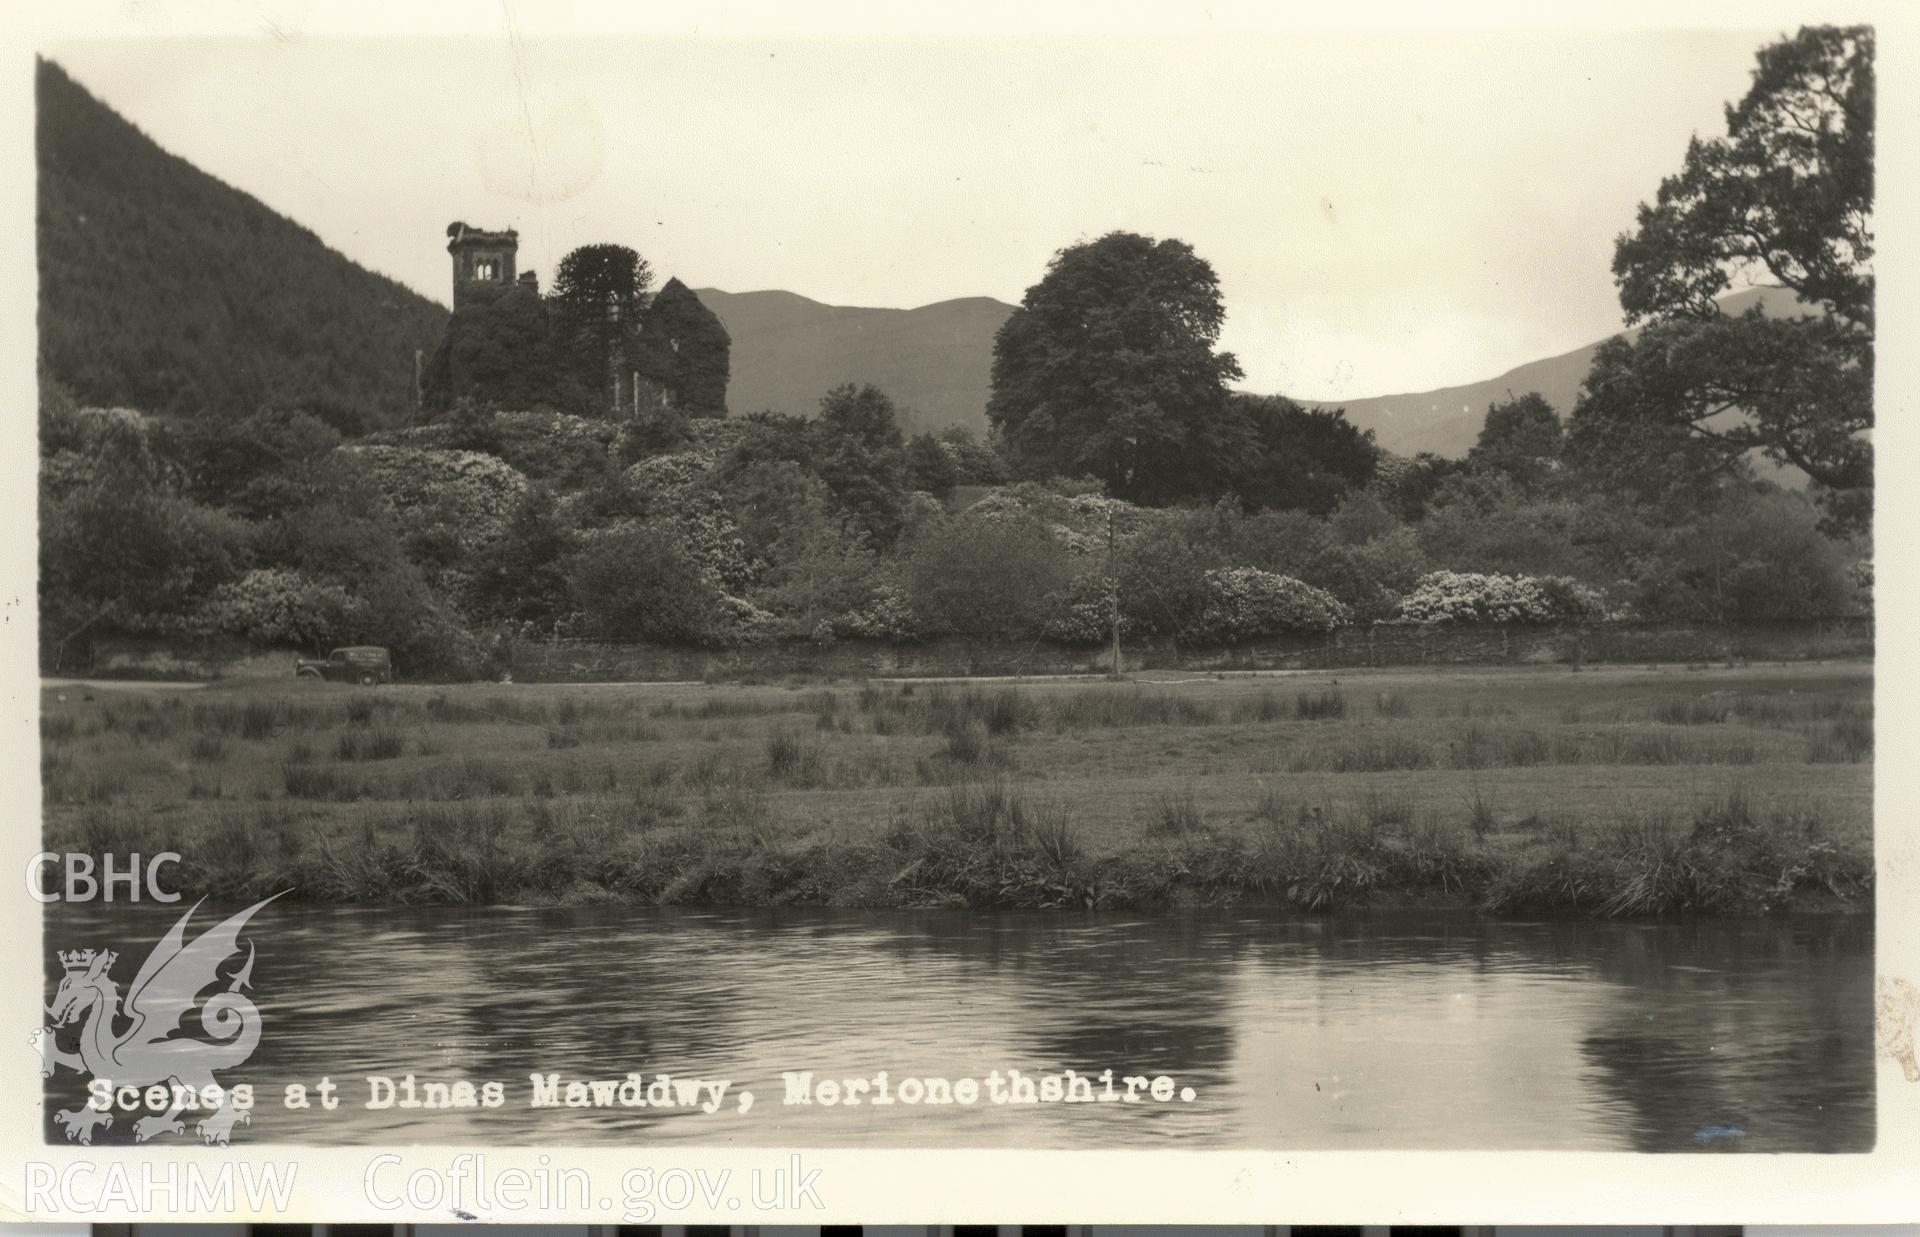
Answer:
[40,662,1873,914]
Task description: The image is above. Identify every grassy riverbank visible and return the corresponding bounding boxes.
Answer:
[41,663,1873,914]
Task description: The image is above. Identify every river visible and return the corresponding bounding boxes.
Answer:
[42,903,1873,1151]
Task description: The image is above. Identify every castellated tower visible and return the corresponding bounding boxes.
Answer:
[445,221,519,309]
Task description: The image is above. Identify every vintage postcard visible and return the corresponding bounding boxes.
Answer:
[4,0,1916,1226]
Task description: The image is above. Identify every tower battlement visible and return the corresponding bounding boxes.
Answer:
[446,220,519,308]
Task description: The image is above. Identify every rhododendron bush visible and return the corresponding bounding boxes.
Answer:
[196,568,360,646]
[1191,567,1348,642]
[1393,571,1609,624]
[344,445,528,552]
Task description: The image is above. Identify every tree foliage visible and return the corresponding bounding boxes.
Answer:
[465,485,576,627]
[1573,25,1873,533]
[421,284,586,415]
[637,277,731,414]
[549,243,652,407]
[988,231,1244,502]
[569,524,721,643]
[812,384,909,546]
[1469,392,1563,491]
[1225,394,1379,514]
[904,513,1072,639]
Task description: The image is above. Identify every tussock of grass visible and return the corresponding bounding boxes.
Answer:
[1464,784,1498,840]
[186,769,224,800]
[1294,689,1348,720]
[1146,787,1206,837]
[921,719,1015,781]
[335,726,406,762]
[1484,788,1869,915]
[886,778,1088,907]
[1289,734,1431,773]
[240,701,287,740]
[1361,787,1414,827]
[1054,688,1216,729]
[282,763,363,801]
[1231,692,1288,723]
[766,731,825,787]
[1651,696,1732,725]
[43,762,127,806]
[925,685,1035,736]
[1807,714,1872,763]
[1373,691,1412,719]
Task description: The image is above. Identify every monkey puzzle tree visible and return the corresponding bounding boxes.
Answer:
[987,231,1244,504]
[549,243,652,407]
[1569,25,1873,535]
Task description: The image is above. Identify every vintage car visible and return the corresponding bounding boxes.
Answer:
[294,646,395,685]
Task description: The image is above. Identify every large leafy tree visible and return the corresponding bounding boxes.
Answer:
[549,243,652,408]
[1469,392,1563,492]
[904,513,1071,640]
[421,283,584,416]
[568,524,719,643]
[988,231,1244,503]
[812,384,908,546]
[1223,394,1378,515]
[1570,25,1873,534]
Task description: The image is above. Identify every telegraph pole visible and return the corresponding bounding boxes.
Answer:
[1107,505,1123,679]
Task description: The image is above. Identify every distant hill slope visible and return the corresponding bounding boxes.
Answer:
[694,288,1014,433]
[697,282,1810,461]
[37,59,448,426]
[1320,286,1804,459]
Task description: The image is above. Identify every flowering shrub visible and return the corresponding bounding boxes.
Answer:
[1192,568,1348,642]
[607,452,757,593]
[625,449,717,499]
[360,423,456,449]
[343,446,528,551]
[1042,573,1132,645]
[714,594,779,646]
[1393,571,1609,624]
[963,484,1150,559]
[490,410,617,483]
[196,569,361,646]
[1849,559,1873,610]
[835,585,919,641]
[681,418,751,454]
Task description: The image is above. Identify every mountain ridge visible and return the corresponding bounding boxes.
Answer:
[693,287,1016,434]
[1322,286,1801,458]
[36,58,449,427]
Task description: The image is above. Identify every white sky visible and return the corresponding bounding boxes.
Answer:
[48,28,1772,401]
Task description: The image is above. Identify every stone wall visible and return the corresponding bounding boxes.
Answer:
[70,618,1871,684]
[505,617,1874,684]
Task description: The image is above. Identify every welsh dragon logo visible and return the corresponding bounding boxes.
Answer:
[34,894,281,1145]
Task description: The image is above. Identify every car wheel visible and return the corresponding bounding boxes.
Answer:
[360,672,376,686]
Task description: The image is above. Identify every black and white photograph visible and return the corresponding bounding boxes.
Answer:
[10,2,1915,1226]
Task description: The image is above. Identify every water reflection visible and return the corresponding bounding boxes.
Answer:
[42,904,1871,1150]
